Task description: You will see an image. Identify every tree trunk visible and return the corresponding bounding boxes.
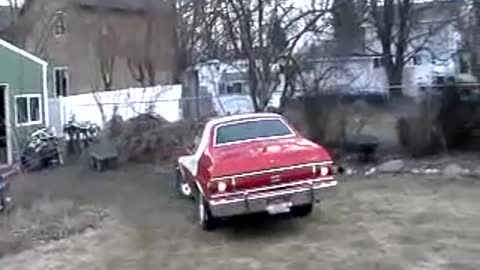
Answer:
[127,58,146,86]
[248,59,261,112]
[387,66,403,98]
[146,60,156,86]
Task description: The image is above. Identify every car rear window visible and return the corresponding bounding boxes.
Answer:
[215,118,293,145]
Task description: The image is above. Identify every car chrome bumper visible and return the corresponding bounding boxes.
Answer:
[208,179,337,218]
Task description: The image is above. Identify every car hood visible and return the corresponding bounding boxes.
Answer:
[209,137,331,178]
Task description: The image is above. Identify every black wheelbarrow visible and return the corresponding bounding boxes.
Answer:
[345,135,379,163]
[88,140,119,172]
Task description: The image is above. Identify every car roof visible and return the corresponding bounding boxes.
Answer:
[206,113,282,127]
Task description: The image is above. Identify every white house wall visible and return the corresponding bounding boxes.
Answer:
[195,60,255,115]
[307,58,388,94]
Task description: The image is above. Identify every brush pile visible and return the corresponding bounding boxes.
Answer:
[105,114,193,163]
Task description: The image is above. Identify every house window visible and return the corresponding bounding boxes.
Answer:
[227,82,243,94]
[54,11,66,36]
[219,82,245,95]
[428,25,433,35]
[219,83,226,95]
[474,52,480,65]
[15,95,42,126]
[459,56,470,74]
[199,86,208,96]
[373,57,383,68]
[54,67,69,97]
[434,76,445,85]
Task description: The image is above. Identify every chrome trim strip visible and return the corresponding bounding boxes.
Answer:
[209,180,337,206]
[312,180,338,189]
[247,187,312,200]
[210,197,246,205]
[195,181,206,196]
[211,161,333,182]
[210,177,335,199]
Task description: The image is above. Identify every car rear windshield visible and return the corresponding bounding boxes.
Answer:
[215,118,293,145]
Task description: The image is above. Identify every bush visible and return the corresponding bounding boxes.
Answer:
[395,93,445,156]
[105,114,124,140]
[396,115,442,156]
[396,81,480,156]
[303,94,382,148]
[303,94,347,147]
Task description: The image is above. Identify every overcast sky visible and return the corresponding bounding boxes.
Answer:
[0,0,23,6]
[0,0,308,8]
[1,0,305,7]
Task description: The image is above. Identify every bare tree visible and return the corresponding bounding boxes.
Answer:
[126,0,157,87]
[210,0,333,111]
[331,0,366,56]
[173,0,333,111]
[5,0,19,25]
[365,0,462,97]
[119,0,179,87]
[174,0,224,73]
[90,8,118,91]
[3,1,63,56]
[456,0,480,77]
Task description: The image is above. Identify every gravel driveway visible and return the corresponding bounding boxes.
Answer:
[1,163,480,270]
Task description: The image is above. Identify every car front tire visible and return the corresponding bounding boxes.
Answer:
[291,204,313,217]
[176,166,193,199]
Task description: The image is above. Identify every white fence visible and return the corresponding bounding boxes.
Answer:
[49,85,182,135]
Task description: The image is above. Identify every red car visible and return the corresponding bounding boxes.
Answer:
[176,113,337,230]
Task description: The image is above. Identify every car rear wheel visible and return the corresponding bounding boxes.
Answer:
[197,193,217,231]
[0,196,5,212]
[291,204,313,217]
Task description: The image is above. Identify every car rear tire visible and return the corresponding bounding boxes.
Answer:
[291,204,313,217]
[197,193,217,231]
[0,196,5,213]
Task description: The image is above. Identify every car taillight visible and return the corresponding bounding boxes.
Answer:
[314,165,332,177]
[207,178,234,194]
[320,166,330,176]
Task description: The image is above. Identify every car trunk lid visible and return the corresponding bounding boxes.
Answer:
[210,137,331,190]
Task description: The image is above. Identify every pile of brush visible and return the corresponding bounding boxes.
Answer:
[105,114,194,163]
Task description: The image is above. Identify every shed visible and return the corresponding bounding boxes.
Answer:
[0,38,49,166]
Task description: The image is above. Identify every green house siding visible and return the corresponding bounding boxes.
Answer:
[0,46,44,94]
[0,39,48,164]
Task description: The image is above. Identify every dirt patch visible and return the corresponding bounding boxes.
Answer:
[0,197,109,258]
[0,218,135,270]
[2,162,480,269]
